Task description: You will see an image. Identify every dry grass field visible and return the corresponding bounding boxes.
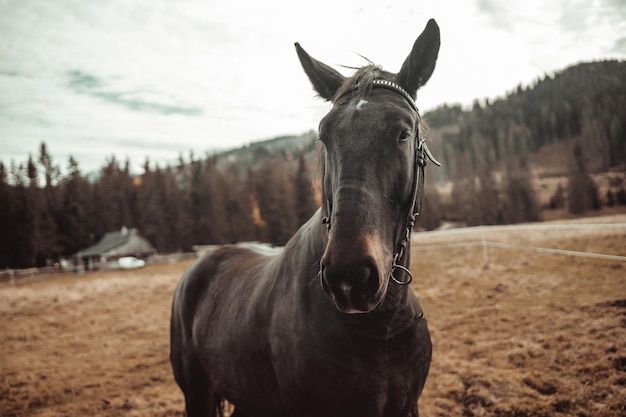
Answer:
[1,214,625,417]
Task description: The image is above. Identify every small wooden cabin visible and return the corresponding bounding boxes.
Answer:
[74,227,155,270]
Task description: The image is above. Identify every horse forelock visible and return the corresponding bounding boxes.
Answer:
[332,65,396,104]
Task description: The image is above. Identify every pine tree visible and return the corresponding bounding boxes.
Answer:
[223,163,255,243]
[58,156,93,256]
[502,158,542,224]
[254,155,297,245]
[419,179,442,230]
[0,162,15,267]
[567,141,602,214]
[449,153,481,225]
[204,157,229,244]
[38,142,60,187]
[188,159,211,244]
[549,184,566,209]
[159,165,187,251]
[133,159,169,251]
[476,164,501,225]
[294,153,317,227]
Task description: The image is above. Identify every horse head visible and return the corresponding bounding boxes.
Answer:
[296,19,440,314]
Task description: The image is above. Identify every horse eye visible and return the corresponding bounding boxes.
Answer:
[398,131,411,143]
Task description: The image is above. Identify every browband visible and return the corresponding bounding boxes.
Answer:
[371,79,419,113]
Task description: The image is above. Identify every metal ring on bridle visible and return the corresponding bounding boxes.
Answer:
[390,263,413,285]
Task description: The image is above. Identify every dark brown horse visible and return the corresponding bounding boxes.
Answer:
[170,19,441,417]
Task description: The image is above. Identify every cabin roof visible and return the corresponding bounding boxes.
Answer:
[75,228,156,258]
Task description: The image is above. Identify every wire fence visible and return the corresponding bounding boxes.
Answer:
[3,223,625,285]
[413,222,626,263]
[0,252,198,286]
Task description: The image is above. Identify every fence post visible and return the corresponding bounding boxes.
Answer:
[481,228,489,266]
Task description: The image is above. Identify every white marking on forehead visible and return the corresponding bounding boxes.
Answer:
[355,99,368,110]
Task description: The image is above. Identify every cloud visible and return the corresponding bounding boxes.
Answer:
[475,0,511,29]
[65,70,203,116]
[475,0,625,37]
[0,70,20,78]
[66,70,104,90]
[605,0,626,19]
[613,37,626,54]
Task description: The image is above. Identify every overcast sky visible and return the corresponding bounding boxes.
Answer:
[1,0,625,175]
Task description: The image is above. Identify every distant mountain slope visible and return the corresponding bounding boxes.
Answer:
[215,131,318,172]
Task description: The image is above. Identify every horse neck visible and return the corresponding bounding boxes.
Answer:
[277,208,327,282]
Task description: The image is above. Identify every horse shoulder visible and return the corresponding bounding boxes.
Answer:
[178,245,277,312]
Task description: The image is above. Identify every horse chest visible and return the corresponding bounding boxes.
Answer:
[269,320,427,417]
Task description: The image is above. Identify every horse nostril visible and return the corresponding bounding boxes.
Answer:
[320,257,380,295]
[319,258,383,313]
[319,263,332,296]
[361,255,380,286]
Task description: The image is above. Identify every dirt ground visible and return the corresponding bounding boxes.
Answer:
[1,215,625,417]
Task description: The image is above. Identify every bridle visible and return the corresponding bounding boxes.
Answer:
[321,79,440,286]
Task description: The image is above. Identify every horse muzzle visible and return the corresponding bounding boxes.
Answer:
[319,246,386,314]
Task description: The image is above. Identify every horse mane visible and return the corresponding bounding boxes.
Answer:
[332,64,396,104]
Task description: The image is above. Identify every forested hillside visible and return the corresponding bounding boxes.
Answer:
[1,60,625,268]
[424,60,626,179]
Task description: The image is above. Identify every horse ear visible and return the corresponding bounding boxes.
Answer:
[295,43,346,101]
[397,19,441,97]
